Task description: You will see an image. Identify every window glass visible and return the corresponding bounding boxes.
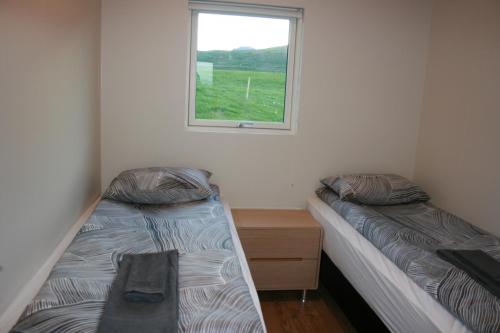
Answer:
[195,14,289,123]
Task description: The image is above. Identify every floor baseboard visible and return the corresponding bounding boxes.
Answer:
[0,196,101,333]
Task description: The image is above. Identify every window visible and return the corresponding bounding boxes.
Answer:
[187,1,303,131]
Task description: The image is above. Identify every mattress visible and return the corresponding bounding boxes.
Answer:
[12,197,266,333]
[307,195,472,333]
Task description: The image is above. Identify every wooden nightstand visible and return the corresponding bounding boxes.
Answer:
[232,209,323,301]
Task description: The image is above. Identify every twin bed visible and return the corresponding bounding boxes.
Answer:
[309,180,500,333]
[308,196,472,333]
[12,168,266,333]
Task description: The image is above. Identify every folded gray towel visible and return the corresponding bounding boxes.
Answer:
[436,249,500,298]
[124,252,168,303]
[97,250,179,333]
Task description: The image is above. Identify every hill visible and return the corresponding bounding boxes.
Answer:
[197,45,288,73]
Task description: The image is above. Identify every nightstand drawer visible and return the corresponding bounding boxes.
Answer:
[239,228,321,259]
[249,259,318,290]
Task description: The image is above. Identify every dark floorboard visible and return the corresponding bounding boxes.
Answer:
[259,286,357,333]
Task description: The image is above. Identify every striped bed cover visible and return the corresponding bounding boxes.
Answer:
[12,197,265,333]
[317,186,500,333]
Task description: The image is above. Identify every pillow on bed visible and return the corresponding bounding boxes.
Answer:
[320,174,430,205]
[103,167,213,204]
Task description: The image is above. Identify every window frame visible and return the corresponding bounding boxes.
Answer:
[187,2,303,132]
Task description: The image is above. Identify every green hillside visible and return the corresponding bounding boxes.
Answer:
[197,45,288,73]
[195,69,286,122]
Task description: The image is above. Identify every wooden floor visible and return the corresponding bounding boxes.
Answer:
[259,286,357,333]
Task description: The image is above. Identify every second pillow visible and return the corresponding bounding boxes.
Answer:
[321,174,430,205]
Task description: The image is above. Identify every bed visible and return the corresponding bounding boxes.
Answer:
[308,186,500,333]
[12,195,266,332]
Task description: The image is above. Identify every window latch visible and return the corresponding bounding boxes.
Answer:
[238,122,255,128]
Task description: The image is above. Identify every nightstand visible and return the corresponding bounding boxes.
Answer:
[232,209,323,301]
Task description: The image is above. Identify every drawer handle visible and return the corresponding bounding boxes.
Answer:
[250,257,303,262]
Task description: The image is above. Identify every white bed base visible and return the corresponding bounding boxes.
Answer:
[223,202,267,332]
[307,196,471,333]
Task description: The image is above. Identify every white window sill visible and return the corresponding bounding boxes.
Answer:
[184,124,297,135]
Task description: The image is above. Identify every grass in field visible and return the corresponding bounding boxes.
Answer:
[195,69,286,122]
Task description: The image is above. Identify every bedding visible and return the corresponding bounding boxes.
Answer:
[321,174,430,205]
[12,195,265,333]
[103,167,213,205]
[316,186,500,333]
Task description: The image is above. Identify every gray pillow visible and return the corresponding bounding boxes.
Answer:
[321,174,430,205]
[103,167,213,204]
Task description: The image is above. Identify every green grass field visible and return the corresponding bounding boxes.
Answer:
[195,69,286,122]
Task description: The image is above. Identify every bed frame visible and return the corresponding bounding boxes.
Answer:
[320,251,389,333]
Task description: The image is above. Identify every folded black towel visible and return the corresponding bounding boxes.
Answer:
[97,250,179,333]
[436,249,500,298]
[124,252,168,303]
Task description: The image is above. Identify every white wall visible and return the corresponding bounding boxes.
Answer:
[101,0,433,208]
[414,0,500,236]
[0,0,101,316]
